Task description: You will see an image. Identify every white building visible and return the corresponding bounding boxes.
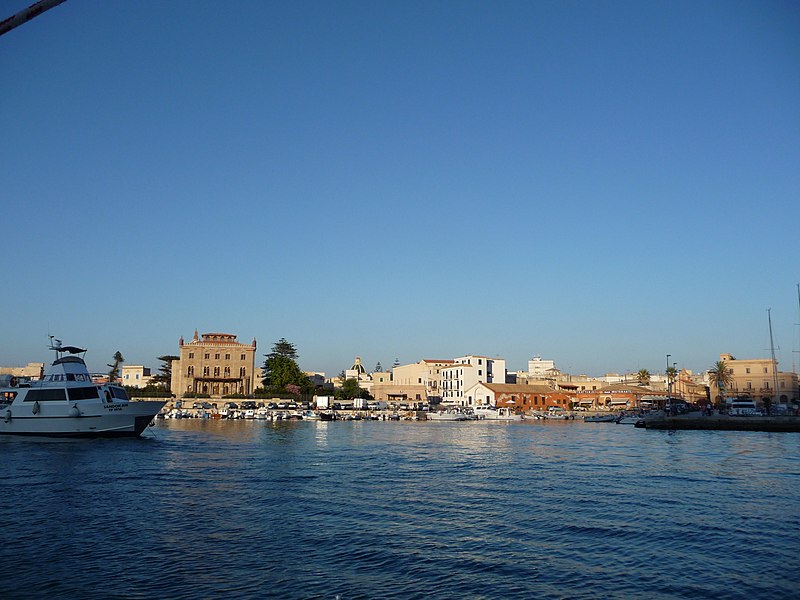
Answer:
[528,356,557,378]
[441,355,506,406]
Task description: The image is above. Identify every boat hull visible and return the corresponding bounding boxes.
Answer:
[0,401,165,438]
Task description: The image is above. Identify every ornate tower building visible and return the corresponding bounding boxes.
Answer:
[171,331,257,397]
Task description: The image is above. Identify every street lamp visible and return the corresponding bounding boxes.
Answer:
[666,354,671,412]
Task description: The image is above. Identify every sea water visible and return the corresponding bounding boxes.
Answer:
[1,419,798,599]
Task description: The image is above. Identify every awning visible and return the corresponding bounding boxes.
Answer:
[609,399,629,405]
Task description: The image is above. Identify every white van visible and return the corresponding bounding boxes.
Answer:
[727,398,759,416]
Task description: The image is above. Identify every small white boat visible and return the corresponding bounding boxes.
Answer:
[615,412,643,424]
[427,409,469,421]
[545,407,575,420]
[474,405,523,421]
[0,342,165,437]
[584,413,616,423]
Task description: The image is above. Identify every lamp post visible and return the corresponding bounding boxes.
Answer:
[666,354,671,412]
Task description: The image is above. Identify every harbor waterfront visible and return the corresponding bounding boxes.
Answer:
[2,419,799,599]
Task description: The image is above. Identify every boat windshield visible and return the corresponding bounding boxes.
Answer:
[109,386,129,401]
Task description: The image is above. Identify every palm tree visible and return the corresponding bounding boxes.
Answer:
[107,351,125,383]
[666,365,678,393]
[708,359,732,411]
[637,368,651,386]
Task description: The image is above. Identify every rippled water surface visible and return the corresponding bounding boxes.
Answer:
[2,420,799,599]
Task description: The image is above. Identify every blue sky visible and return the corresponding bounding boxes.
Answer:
[2,0,799,378]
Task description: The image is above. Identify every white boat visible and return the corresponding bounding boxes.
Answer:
[584,413,616,423]
[474,405,523,421]
[615,412,643,424]
[427,409,469,421]
[0,342,165,437]
[545,407,575,420]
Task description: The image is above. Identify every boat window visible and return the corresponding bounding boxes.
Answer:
[25,389,67,402]
[66,374,76,381]
[67,387,102,401]
[110,386,129,401]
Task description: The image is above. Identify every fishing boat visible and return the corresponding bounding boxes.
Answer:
[0,341,165,437]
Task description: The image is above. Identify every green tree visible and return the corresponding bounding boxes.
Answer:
[107,351,124,383]
[337,378,372,400]
[708,359,732,410]
[262,338,311,395]
[637,368,651,386]
[150,354,179,388]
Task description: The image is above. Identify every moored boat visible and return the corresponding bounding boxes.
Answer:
[427,409,469,421]
[583,413,616,423]
[474,405,523,421]
[0,342,165,437]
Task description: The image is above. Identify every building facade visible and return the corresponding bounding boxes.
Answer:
[121,365,152,388]
[392,359,454,402]
[0,362,44,380]
[441,355,506,405]
[711,353,798,406]
[465,382,558,411]
[171,331,257,397]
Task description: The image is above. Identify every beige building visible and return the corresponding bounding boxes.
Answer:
[121,365,153,388]
[392,359,454,401]
[171,331,258,397]
[711,353,798,406]
[0,362,44,380]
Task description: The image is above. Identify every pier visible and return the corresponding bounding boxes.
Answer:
[637,413,800,432]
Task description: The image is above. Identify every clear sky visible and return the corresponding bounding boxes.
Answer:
[2,0,799,378]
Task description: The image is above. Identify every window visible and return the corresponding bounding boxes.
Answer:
[746,368,750,374]
[68,387,101,401]
[204,353,210,360]
[25,389,67,402]
[225,354,230,360]
[241,354,246,361]
[189,352,194,359]
[215,353,220,360]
